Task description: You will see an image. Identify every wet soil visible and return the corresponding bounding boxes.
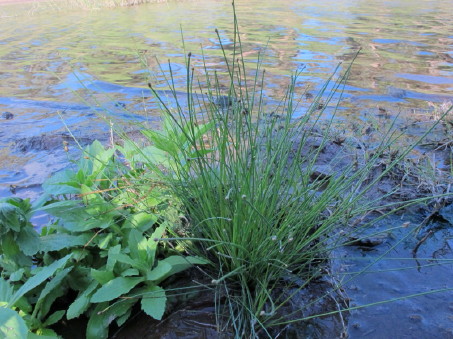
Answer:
[3,110,452,338]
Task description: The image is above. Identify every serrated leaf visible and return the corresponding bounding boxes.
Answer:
[0,307,28,339]
[67,281,98,320]
[0,202,26,233]
[140,286,166,320]
[39,233,92,252]
[91,277,143,303]
[9,254,72,307]
[42,310,65,327]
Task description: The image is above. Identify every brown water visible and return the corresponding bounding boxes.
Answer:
[0,0,452,337]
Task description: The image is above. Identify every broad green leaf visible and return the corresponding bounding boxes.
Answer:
[42,169,80,196]
[9,254,72,307]
[0,197,31,214]
[191,121,215,142]
[108,253,148,272]
[9,269,25,282]
[122,212,157,233]
[39,233,92,252]
[34,267,72,319]
[147,223,167,267]
[91,270,114,285]
[39,201,113,233]
[128,229,147,262]
[102,299,135,326]
[67,281,98,320]
[121,268,139,277]
[0,307,28,339]
[86,302,109,339]
[141,130,178,156]
[16,227,40,256]
[146,262,172,281]
[106,245,121,272]
[0,202,26,233]
[80,185,118,217]
[14,297,32,314]
[116,308,132,327]
[86,298,135,339]
[97,233,113,249]
[140,286,166,320]
[42,310,65,327]
[91,277,143,303]
[132,145,168,167]
[83,141,115,176]
[0,279,14,303]
[1,233,21,257]
[152,256,208,283]
[27,332,59,339]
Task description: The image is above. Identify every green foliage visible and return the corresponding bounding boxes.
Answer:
[141,5,451,336]
[0,307,28,339]
[0,140,207,338]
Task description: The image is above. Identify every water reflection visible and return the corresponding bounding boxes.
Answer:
[1,0,451,189]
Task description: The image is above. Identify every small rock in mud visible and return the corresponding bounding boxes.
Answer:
[408,314,423,323]
[346,237,384,248]
[310,165,333,181]
[2,111,14,120]
[14,134,93,152]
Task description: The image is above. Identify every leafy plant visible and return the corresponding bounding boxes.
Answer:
[0,139,207,338]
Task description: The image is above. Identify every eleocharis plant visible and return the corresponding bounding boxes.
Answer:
[139,1,453,337]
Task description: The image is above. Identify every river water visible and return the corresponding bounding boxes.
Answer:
[0,0,452,337]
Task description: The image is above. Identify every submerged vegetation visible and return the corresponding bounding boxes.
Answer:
[1,2,452,338]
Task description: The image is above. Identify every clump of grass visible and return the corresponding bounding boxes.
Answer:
[130,3,452,336]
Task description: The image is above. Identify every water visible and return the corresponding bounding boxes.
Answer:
[0,0,452,337]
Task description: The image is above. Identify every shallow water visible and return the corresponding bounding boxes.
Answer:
[0,0,452,337]
[1,0,452,194]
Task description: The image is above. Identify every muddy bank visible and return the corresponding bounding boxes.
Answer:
[2,108,452,338]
